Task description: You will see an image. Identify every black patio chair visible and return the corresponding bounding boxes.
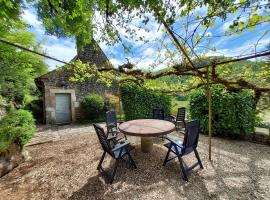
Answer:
[93,124,137,183]
[152,108,174,140]
[163,120,203,181]
[106,110,126,141]
[153,108,165,120]
[152,108,175,122]
[171,107,187,133]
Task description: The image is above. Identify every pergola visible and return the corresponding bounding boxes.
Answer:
[1,36,270,161]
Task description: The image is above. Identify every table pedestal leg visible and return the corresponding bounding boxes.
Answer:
[141,137,153,153]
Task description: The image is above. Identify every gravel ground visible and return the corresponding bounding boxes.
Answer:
[0,128,269,200]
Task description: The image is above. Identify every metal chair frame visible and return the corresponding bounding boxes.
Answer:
[163,120,203,181]
[93,124,137,183]
[106,110,126,140]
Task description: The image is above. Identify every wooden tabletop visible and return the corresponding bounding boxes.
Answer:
[118,119,175,137]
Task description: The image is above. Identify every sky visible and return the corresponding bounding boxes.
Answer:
[21,2,270,71]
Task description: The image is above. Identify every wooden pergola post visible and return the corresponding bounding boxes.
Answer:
[207,65,212,161]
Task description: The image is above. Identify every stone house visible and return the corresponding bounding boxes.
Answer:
[36,41,118,124]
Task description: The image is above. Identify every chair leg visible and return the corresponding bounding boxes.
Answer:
[194,149,203,169]
[97,151,106,170]
[109,159,119,184]
[163,149,171,166]
[127,151,137,169]
[178,155,188,181]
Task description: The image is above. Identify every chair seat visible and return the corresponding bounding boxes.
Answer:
[107,133,117,140]
[113,147,127,159]
[113,143,134,159]
[164,140,183,155]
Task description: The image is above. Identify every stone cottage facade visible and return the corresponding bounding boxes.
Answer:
[36,41,118,124]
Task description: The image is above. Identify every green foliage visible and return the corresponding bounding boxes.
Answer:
[80,94,105,120]
[0,109,36,151]
[171,100,189,116]
[190,85,256,137]
[0,0,23,34]
[29,0,270,49]
[120,83,172,120]
[23,98,43,123]
[0,22,48,106]
[216,60,270,89]
[0,95,9,117]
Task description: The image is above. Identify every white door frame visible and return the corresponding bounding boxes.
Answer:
[49,89,76,124]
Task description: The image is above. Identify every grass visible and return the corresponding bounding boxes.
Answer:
[257,108,270,125]
[263,108,270,122]
[171,99,189,115]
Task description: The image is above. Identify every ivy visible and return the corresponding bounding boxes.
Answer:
[190,85,256,137]
[120,83,172,120]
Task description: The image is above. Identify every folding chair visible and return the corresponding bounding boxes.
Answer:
[93,124,137,183]
[106,110,126,141]
[171,107,187,133]
[163,120,203,181]
[153,108,165,120]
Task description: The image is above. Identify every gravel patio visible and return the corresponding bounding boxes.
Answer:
[0,124,269,200]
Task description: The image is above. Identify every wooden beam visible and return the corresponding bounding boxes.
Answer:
[207,65,212,161]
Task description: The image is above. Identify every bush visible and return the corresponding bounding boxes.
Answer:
[190,85,255,137]
[0,109,36,151]
[120,83,172,120]
[80,94,105,120]
[23,99,43,123]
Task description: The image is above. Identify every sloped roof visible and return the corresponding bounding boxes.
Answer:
[38,40,112,79]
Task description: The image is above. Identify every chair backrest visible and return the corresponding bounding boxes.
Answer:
[153,108,164,120]
[93,124,113,156]
[176,107,185,122]
[182,120,200,154]
[106,110,117,128]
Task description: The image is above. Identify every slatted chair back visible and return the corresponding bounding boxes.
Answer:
[176,107,185,122]
[106,110,117,128]
[182,120,200,155]
[93,124,114,157]
[152,108,165,120]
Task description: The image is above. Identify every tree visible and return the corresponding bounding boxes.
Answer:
[1,1,270,100]
[0,0,24,34]
[0,22,48,106]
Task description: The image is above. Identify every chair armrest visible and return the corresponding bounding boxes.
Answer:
[165,115,176,123]
[164,135,183,148]
[107,123,116,129]
[178,130,185,134]
[169,115,176,119]
[107,135,117,141]
[111,141,130,152]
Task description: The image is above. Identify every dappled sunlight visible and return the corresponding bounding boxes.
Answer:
[0,130,269,200]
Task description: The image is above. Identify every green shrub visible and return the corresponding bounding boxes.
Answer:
[0,109,36,151]
[23,99,43,123]
[120,83,172,120]
[80,94,105,120]
[189,86,255,137]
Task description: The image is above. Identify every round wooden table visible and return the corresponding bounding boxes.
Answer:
[118,119,175,153]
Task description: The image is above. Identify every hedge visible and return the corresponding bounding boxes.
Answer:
[80,94,105,120]
[119,83,172,120]
[0,109,36,151]
[189,86,255,137]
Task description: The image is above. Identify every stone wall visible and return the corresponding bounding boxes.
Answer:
[36,41,118,124]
